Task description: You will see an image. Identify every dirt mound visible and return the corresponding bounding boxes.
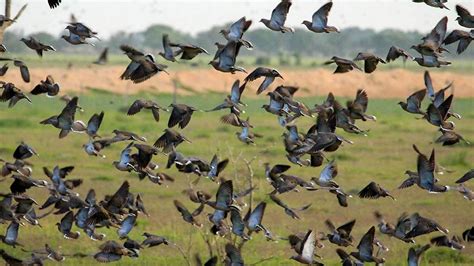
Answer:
[5,66,474,98]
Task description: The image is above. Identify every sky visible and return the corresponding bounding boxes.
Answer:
[8,0,474,38]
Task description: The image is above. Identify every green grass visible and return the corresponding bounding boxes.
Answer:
[0,90,473,265]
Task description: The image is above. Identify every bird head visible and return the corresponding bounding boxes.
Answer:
[20,38,27,42]
[301,21,311,27]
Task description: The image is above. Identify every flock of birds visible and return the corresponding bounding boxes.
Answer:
[0,0,473,265]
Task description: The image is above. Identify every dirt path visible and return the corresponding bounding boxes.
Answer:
[6,66,474,98]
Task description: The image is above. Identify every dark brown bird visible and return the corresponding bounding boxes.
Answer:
[94,241,132,263]
[386,46,414,63]
[168,103,198,129]
[127,99,168,122]
[407,244,431,266]
[244,67,283,94]
[154,129,191,153]
[31,75,60,97]
[324,56,362,73]
[462,227,474,241]
[112,129,147,142]
[0,82,31,107]
[431,235,465,250]
[120,45,168,84]
[443,29,473,54]
[353,52,386,73]
[40,96,80,138]
[358,182,395,200]
[346,89,376,121]
[405,212,449,238]
[94,47,108,65]
[142,232,169,247]
[20,37,56,57]
[48,0,62,9]
[269,192,311,219]
[171,43,209,60]
[0,58,30,82]
[220,16,253,49]
[325,219,356,247]
[209,41,246,73]
[424,95,456,130]
[350,226,385,264]
[173,200,202,227]
[435,128,469,146]
[13,142,38,160]
[412,0,449,10]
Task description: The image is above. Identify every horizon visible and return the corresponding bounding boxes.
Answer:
[8,0,474,38]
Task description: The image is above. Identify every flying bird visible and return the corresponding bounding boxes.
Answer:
[244,67,283,95]
[260,0,294,33]
[20,37,56,57]
[31,75,60,97]
[302,1,339,33]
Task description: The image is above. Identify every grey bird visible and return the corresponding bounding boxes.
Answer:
[386,46,414,63]
[113,142,137,172]
[269,192,311,220]
[244,67,283,95]
[290,230,323,265]
[412,16,448,56]
[302,1,339,33]
[57,211,80,239]
[346,89,376,121]
[40,96,80,138]
[61,32,94,46]
[325,219,356,247]
[410,144,450,193]
[236,123,262,145]
[76,111,105,138]
[225,243,244,266]
[159,34,179,62]
[168,103,198,129]
[210,41,246,73]
[94,48,108,65]
[412,0,449,9]
[20,37,56,57]
[455,5,474,28]
[414,54,451,68]
[220,17,253,49]
[207,154,229,182]
[229,206,250,240]
[324,56,362,73]
[443,29,473,54]
[399,89,426,115]
[31,75,60,97]
[260,0,294,33]
[0,222,21,247]
[0,82,31,107]
[407,244,431,266]
[127,99,168,123]
[424,70,454,104]
[424,95,456,130]
[358,182,395,200]
[354,52,386,73]
[455,184,474,201]
[120,45,168,84]
[350,226,385,264]
[117,213,137,239]
[0,58,30,82]
[66,22,99,40]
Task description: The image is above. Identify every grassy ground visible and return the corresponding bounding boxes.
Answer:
[0,90,473,265]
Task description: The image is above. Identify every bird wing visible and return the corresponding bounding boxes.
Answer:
[271,0,292,27]
[312,2,332,28]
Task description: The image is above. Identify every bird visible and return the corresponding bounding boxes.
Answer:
[423,95,456,130]
[170,43,209,60]
[386,46,414,63]
[456,169,474,183]
[0,44,6,53]
[142,232,169,247]
[0,58,30,82]
[209,41,246,73]
[159,34,179,62]
[325,219,356,247]
[424,70,453,101]
[412,0,449,9]
[454,184,474,201]
[0,82,31,108]
[61,32,94,46]
[168,103,198,129]
[353,52,386,73]
[117,213,138,239]
[225,243,244,265]
[412,16,448,56]
[455,5,474,28]
[154,129,190,153]
[399,89,426,115]
[120,45,168,83]
[443,29,473,54]
[269,192,310,220]
[0,63,8,76]
[346,89,376,121]
[404,212,449,238]
[302,1,339,33]
[260,0,294,33]
[127,99,168,123]
[462,227,474,241]
[20,37,56,57]
[413,54,451,68]
[48,0,62,9]
[324,56,362,73]
[66,22,99,40]
[13,142,38,160]
[207,154,229,182]
[94,241,133,263]
[435,128,469,146]
[0,221,21,247]
[56,211,80,239]
[431,235,465,250]
[244,67,283,95]
[358,182,395,200]
[94,48,108,65]
[220,17,253,49]
[407,244,431,266]
[40,96,80,138]
[174,200,202,227]
[290,230,323,265]
[336,248,359,266]
[31,75,60,97]
[311,159,339,189]
[112,129,147,142]
[350,226,385,264]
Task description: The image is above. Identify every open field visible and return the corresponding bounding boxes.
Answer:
[0,89,473,265]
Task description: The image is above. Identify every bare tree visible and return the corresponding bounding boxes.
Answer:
[0,0,28,44]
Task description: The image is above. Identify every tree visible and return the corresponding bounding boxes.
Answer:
[0,0,27,44]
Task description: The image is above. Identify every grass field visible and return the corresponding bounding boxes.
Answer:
[0,89,473,265]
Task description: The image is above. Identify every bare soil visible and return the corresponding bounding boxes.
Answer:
[7,66,474,98]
